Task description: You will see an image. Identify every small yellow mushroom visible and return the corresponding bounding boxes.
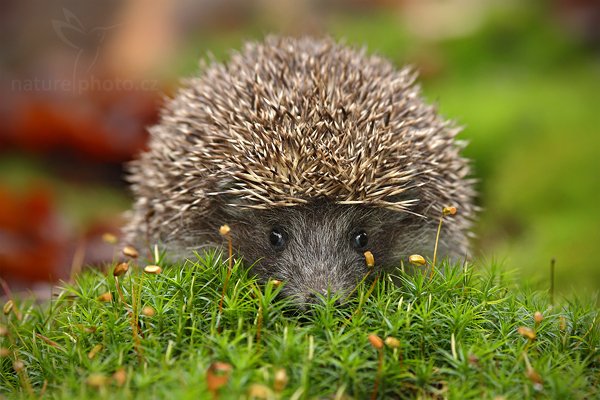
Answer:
[207,362,233,394]
[442,206,457,216]
[517,326,536,340]
[13,360,24,372]
[102,233,118,244]
[248,383,272,399]
[273,368,288,392]
[88,344,103,360]
[86,373,108,388]
[219,224,231,236]
[368,334,384,350]
[364,250,375,268]
[113,262,129,277]
[384,336,401,349]
[142,306,156,317]
[3,300,13,315]
[408,254,426,266]
[122,245,139,258]
[526,367,543,387]
[144,265,162,274]
[97,292,113,302]
[113,368,127,386]
[559,316,567,331]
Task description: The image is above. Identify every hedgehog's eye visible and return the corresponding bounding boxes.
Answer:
[269,228,287,250]
[352,230,368,250]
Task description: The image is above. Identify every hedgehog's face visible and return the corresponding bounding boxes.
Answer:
[225,201,421,307]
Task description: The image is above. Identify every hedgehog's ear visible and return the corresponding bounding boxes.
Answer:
[219,195,252,215]
[383,190,420,213]
[210,195,261,225]
[210,179,256,218]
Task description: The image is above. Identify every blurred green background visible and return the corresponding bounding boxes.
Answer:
[1,0,599,295]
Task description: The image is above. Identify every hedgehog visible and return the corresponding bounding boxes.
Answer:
[124,36,475,305]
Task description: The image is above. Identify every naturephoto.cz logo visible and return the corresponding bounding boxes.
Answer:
[11,8,158,94]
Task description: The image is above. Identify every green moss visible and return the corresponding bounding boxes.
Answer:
[1,252,598,399]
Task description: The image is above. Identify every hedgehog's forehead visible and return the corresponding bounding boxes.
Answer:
[200,111,424,213]
[224,198,409,229]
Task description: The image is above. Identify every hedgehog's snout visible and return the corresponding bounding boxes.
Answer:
[281,258,361,307]
[291,286,347,310]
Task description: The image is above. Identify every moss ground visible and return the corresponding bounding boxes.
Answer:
[1,251,598,399]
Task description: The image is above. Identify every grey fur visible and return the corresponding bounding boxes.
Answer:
[124,36,476,305]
